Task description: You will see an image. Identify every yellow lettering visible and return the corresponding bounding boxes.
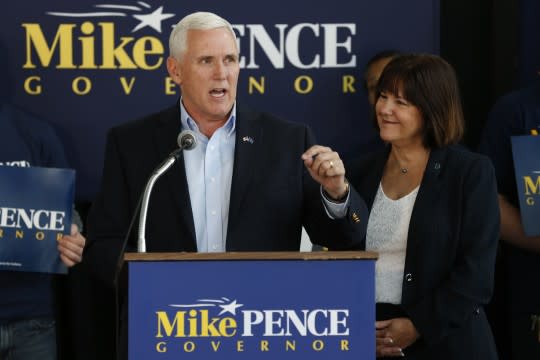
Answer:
[183,341,195,352]
[524,176,540,195]
[260,340,269,351]
[341,339,349,350]
[188,309,198,337]
[294,75,313,94]
[99,22,136,69]
[312,339,324,351]
[57,233,64,241]
[0,228,3,237]
[36,232,45,241]
[526,197,535,206]
[156,311,185,338]
[249,76,265,94]
[79,22,97,69]
[16,230,24,239]
[285,340,296,351]
[210,341,220,352]
[200,310,220,336]
[119,77,136,95]
[219,317,237,337]
[22,23,76,69]
[342,75,356,93]
[155,341,167,353]
[72,77,92,95]
[24,76,42,95]
[237,340,244,352]
[165,77,177,95]
[132,37,163,70]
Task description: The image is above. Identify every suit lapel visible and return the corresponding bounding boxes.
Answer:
[363,147,390,209]
[406,147,446,251]
[153,106,197,247]
[227,107,261,238]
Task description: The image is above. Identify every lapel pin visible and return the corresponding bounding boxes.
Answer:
[242,136,254,144]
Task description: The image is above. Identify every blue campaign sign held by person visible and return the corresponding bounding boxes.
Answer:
[511,135,540,236]
[128,259,375,359]
[0,166,75,274]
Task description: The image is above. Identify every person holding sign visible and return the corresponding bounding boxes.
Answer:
[348,54,499,359]
[478,79,540,359]
[0,103,86,360]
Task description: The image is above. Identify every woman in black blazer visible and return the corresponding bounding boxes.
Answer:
[348,54,500,359]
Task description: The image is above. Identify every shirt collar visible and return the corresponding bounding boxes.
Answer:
[179,98,236,138]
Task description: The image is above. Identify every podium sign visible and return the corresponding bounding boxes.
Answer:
[127,252,375,359]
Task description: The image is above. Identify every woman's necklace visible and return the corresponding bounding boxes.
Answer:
[392,147,430,175]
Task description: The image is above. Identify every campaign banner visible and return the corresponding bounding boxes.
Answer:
[511,135,540,236]
[0,166,75,274]
[0,0,439,201]
[129,259,375,359]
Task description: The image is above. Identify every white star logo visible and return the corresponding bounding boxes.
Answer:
[218,299,243,315]
[132,6,175,33]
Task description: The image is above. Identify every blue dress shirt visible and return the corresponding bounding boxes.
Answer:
[180,100,348,252]
[180,101,236,252]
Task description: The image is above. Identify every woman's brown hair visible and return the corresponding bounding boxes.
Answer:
[375,54,464,148]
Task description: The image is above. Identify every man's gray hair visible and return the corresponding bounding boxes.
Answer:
[169,12,237,59]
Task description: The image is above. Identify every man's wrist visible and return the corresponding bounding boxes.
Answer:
[323,179,350,203]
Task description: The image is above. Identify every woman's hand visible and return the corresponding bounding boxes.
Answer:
[376,317,419,357]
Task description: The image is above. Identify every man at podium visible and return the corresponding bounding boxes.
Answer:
[84,11,367,287]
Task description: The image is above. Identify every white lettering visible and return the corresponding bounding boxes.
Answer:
[0,207,66,231]
[242,311,264,336]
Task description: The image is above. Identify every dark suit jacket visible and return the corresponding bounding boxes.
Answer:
[348,145,499,360]
[85,104,367,286]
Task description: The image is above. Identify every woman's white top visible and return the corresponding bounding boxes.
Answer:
[366,183,419,304]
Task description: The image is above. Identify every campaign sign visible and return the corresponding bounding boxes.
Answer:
[0,166,75,274]
[129,259,375,359]
[0,0,439,201]
[511,135,540,236]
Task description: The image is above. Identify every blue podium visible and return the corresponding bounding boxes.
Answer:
[124,251,377,359]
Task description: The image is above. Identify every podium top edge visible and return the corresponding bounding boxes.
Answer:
[124,251,378,262]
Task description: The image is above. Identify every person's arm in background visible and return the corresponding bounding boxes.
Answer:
[498,195,540,253]
[39,113,87,268]
[477,89,540,254]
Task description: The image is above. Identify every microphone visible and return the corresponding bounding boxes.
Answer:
[178,130,197,150]
[137,130,197,252]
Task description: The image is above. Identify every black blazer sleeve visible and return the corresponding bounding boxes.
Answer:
[300,126,368,250]
[403,155,500,346]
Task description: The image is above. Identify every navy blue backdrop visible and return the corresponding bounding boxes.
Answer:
[520,0,540,86]
[0,1,440,201]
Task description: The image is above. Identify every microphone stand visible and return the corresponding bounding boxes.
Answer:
[137,149,182,253]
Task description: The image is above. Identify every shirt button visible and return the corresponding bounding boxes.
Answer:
[211,210,216,216]
[210,145,215,150]
[211,177,215,182]
[212,245,218,250]
[405,273,413,282]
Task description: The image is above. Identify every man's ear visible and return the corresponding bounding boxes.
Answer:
[166,56,182,85]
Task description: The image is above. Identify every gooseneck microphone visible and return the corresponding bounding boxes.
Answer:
[137,130,197,252]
